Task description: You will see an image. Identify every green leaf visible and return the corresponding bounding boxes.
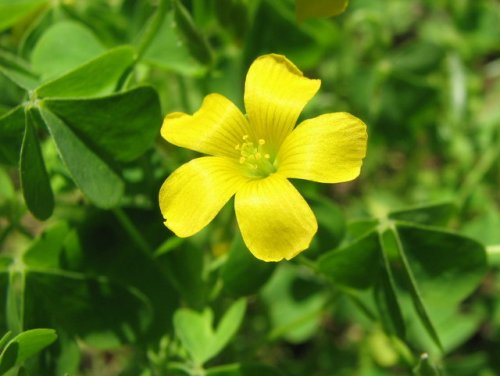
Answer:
[19,110,54,220]
[262,265,327,343]
[159,243,205,309]
[36,46,136,99]
[213,0,249,43]
[0,106,25,165]
[318,231,380,290]
[23,272,151,348]
[38,107,124,209]
[22,222,70,269]
[380,227,443,351]
[42,86,162,162]
[0,51,39,90]
[395,223,487,309]
[308,196,346,258]
[296,0,349,22]
[389,202,457,227]
[374,237,406,340]
[246,1,338,70]
[213,299,246,357]
[173,308,215,365]
[0,0,48,32]
[221,233,275,297]
[143,12,206,76]
[64,210,178,345]
[174,300,246,366]
[173,0,213,66]
[31,21,105,80]
[0,332,10,350]
[0,328,57,375]
[1,223,154,348]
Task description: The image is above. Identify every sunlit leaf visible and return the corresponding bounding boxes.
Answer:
[0,328,57,375]
[0,0,48,32]
[31,21,105,80]
[36,46,135,98]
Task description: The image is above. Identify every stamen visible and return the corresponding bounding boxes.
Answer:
[236,135,276,177]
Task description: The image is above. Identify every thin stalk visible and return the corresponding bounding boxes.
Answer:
[112,208,151,256]
[136,0,170,60]
[458,143,500,205]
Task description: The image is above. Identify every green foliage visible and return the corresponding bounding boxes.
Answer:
[173,299,246,365]
[0,329,57,375]
[0,0,499,375]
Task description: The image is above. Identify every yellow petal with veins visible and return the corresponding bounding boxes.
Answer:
[277,112,367,183]
[244,54,320,152]
[235,173,317,262]
[159,156,249,237]
[161,93,250,158]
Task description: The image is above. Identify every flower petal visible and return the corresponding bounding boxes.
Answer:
[244,54,320,151]
[235,174,317,262]
[277,112,367,183]
[161,93,249,158]
[159,156,249,237]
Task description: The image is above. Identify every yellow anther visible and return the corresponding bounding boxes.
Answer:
[236,136,275,176]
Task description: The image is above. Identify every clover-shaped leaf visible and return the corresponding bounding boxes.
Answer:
[318,202,487,352]
[173,299,247,365]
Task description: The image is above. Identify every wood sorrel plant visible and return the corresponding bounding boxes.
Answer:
[0,0,497,375]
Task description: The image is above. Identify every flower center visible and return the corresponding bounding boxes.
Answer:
[235,135,276,177]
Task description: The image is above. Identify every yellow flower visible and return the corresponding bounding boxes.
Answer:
[159,54,367,262]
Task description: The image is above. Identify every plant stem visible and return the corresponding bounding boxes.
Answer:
[458,143,500,206]
[112,208,151,256]
[136,0,170,60]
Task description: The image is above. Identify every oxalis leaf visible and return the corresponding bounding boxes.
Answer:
[0,106,25,166]
[0,329,57,375]
[173,299,247,365]
[35,46,136,99]
[19,109,54,220]
[0,0,48,32]
[31,86,161,209]
[0,224,154,349]
[38,107,124,209]
[318,202,487,352]
[42,86,162,162]
[31,20,105,80]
